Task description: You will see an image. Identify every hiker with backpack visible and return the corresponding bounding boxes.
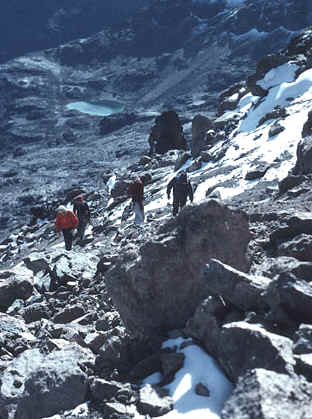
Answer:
[55,206,79,250]
[167,170,193,216]
[128,176,144,224]
[73,194,91,241]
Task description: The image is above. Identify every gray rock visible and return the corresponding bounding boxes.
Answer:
[89,377,128,401]
[185,295,228,358]
[20,302,52,324]
[84,332,109,354]
[0,273,33,312]
[137,384,173,417]
[302,110,312,138]
[0,344,95,419]
[0,313,36,357]
[269,212,312,245]
[160,352,185,384]
[191,114,213,158]
[221,368,312,419]
[245,163,270,180]
[148,111,187,155]
[174,151,192,171]
[129,353,162,381]
[52,305,86,324]
[295,353,312,382]
[293,324,312,354]
[264,273,312,325]
[106,200,251,337]
[195,383,210,397]
[201,259,270,311]
[277,233,312,262]
[293,134,312,175]
[218,322,295,382]
[268,122,285,138]
[256,256,312,281]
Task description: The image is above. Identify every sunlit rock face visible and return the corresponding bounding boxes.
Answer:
[106,200,251,337]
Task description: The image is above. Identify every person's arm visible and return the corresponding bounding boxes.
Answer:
[128,183,134,198]
[167,178,175,199]
[86,203,91,221]
[70,211,79,229]
[188,182,193,202]
[55,215,61,233]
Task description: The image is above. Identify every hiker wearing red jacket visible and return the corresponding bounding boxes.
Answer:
[55,206,78,250]
[128,176,144,224]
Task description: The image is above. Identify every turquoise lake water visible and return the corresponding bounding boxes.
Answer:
[66,100,124,116]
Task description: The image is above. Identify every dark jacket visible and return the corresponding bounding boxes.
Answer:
[73,199,90,222]
[128,178,144,202]
[167,175,193,202]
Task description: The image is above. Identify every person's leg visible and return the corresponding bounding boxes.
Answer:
[138,201,144,224]
[63,229,73,250]
[180,197,187,210]
[173,198,179,216]
[77,219,87,241]
[134,202,144,224]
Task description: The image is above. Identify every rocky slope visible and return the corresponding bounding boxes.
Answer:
[1,26,312,418]
[0,0,311,241]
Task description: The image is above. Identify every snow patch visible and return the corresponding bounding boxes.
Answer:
[144,338,233,418]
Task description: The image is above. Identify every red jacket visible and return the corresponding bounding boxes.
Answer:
[128,178,144,202]
[55,210,78,232]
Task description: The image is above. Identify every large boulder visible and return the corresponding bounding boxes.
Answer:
[200,259,270,311]
[264,273,312,325]
[106,200,251,337]
[0,344,95,419]
[191,114,213,158]
[185,295,227,358]
[293,134,312,175]
[148,111,187,154]
[221,369,312,419]
[218,322,295,382]
[0,272,33,312]
[301,110,312,138]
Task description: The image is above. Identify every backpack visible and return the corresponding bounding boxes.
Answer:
[175,171,188,196]
[75,201,90,221]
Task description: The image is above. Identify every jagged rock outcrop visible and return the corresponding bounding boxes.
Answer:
[293,135,312,175]
[106,199,251,337]
[191,114,214,158]
[218,322,295,382]
[200,259,270,312]
[148,111,187,154]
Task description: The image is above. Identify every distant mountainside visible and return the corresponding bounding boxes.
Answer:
[0,0,148,63]
[0,0,311,239]
[2,0,311,64]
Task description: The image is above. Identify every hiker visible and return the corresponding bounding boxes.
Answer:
[150,137,158,156]
[128,176,144,224]
[73,194,91,241]
[55,206,78,250]
[167,170,193,216]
